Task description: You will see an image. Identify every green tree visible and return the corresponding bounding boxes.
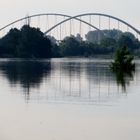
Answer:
[111,46,135,71]
[0,25,52,58]
[0,28,21,57]
[59,36,80,56]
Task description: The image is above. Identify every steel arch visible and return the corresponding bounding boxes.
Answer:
[44,13,140,35]
[0,13,101,33]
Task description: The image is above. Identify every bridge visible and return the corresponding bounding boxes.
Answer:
[0,13,139,41]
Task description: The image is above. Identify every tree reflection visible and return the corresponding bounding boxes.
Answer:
[113,68,135,92]
[0,60,51,95]
[0,59,136,103]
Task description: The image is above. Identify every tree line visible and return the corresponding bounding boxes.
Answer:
[0,25,140,58]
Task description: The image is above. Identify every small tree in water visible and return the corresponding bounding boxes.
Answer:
[111,46,135,91]
[111,46,135,71]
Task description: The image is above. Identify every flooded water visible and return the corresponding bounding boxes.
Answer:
[0,58,140,140]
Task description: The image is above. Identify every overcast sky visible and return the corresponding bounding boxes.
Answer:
[0,0,139,29]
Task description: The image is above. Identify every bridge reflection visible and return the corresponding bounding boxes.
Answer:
[0,58,136,104]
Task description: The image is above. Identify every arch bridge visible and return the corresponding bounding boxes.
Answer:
[0,13,139,40]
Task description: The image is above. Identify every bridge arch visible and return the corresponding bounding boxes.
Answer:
[44,13,140,36]
[0,13,101,34]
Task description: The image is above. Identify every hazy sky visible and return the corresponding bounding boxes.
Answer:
[0,0,139,29]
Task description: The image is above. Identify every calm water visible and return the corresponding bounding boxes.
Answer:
[0,58,140,140]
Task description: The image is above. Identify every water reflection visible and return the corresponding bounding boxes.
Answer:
[0,60,51,94]
[0,59,137,104]
[113,68,135,92]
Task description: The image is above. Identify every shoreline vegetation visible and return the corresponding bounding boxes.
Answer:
[0,25,139,58]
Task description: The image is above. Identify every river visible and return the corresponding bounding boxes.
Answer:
[0,58,140,140]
